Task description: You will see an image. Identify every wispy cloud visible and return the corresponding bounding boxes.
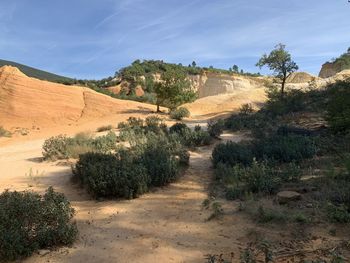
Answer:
[2,0,350,78]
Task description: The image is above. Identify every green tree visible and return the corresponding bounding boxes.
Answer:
[192,61,197,68]
[232,65,239,73]
[154,69,197,112]
[256,44,298,95]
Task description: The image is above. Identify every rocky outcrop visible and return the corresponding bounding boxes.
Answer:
[189,72,265,98]
[319,62,343,78]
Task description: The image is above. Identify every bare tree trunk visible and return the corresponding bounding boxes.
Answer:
[281,74,287,96]
[156,104,160,112]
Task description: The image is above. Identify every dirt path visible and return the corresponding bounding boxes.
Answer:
[0,132,250,263]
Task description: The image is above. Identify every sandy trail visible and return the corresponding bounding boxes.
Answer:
[0,130,249,263]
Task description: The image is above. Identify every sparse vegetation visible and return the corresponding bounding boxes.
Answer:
[0,187,77,261]
[96,124,113,132]
[42,131,118,160]
[169,107,190,120]
[212,77,350,229]
[0,126,11,137]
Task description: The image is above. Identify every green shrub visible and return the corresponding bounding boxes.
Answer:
[169,123,190,135]
[90,131,118,153]
[0,126,11,137]
[239,103,254,115]
[137,133,179,186]
[43,132,118,160]
[278,162,302,182]
[243,161,280,195]
[97,125,113,132]
[256,206,288,223]
[182,127,212,147]
[118,116,167,141]
[169,107,190,120]
[0,187,77,261]
[42,135,70,160]
[169,123,211,147]
[326,80,350,133]
[327,204,350,223]
[73,151,149,199]
[212,141,254,167]
[207,119,224,138]
[254,134,317,163]
[265,88,306,116]
[73,132,186,199]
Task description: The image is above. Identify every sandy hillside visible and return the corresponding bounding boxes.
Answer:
[0,66,157,127]
[0,66,164,144]
[184,88,267,118]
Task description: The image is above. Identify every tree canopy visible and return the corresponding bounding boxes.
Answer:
[256,44,298,95]
[154,69,197,112]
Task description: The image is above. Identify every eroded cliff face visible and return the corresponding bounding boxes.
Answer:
[319,62,343,78]
[188,72,265,98]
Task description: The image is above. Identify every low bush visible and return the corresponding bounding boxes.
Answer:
[254,134,317,163]
[207,119,224,138]
[118,116,167,141]
[327,204,350,223]
[0,126,11,137]
[239,103,254,115]
[326,80,350,133]
[212,141,254,167]
[169,122,190,135]
[0,187,77,261]
[73,132,187,199]
[97,125,113,132]
[137,133,179,187]
[42,135,71,160]
[42,132,118,160]
[169,107,190,120]
[255,206,288,223]
[169,123,211,147]
[73,151,149,199]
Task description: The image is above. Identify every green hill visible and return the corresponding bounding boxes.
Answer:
[0,59,72,82]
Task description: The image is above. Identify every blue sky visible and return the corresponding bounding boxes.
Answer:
[0,0,349,79]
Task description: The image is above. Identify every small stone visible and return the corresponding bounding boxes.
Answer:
[306,203,313,208]
[277,191,301,204]
[38,249,50,256]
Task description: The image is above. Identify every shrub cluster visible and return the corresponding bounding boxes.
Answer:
[326,80,350,133]
[212,134,316,167]
[212,132,314,199]
[169,107,190,120]
[117,116,167,142]
[207,119,224,138]
[169,123,212,147]
[0,187,77,261]
[42,131,118,160]
[73,132,185,199]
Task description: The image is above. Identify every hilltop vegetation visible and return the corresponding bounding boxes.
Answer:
[329,47,350,71]
[0,59,72,83]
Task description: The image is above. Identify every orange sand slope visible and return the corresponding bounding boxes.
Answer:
[0,66,156,128]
